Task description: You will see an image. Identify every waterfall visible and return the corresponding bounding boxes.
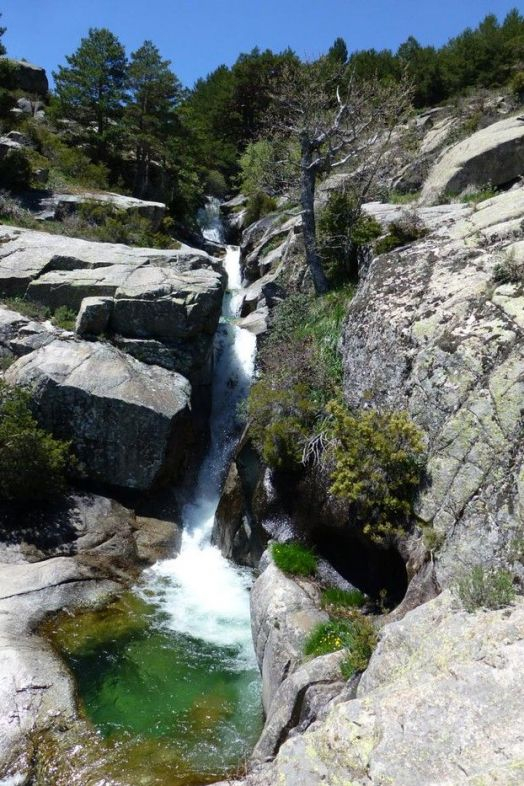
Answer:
[142,205,257,667]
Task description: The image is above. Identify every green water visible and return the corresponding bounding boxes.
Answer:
[46,593,263,786]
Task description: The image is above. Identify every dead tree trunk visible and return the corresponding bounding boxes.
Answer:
[300,144,329,295]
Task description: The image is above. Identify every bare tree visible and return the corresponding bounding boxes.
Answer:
[268,59,413,294]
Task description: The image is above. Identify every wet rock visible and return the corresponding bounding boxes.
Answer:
[5,338,192,492]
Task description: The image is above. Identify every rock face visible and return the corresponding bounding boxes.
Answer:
[2,58,49,95]
[422,113,524,201]
[5,338,192,491]
[234,592,524,786]
[341,187,524,588]
[0,224,224,382]
[48,191,166,229]
[250,560,328,714]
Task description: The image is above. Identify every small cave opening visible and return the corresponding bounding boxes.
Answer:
[311,526,408,608]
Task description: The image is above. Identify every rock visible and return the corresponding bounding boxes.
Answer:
[422,114,524,202]
[75,296,113,336]
[251,651,345,764]
[2,58,49,95]
[239,592,524,786]
[133,516,182,564]
[16,97,45,116]
[50,192,166,230]
[250,560,328,714]
[212,438,268,567]
[0,304,60,358]
[5,338,193,492]
[341,187,524,587]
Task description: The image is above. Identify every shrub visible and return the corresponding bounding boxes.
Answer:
[374,208,428,254]
[244,191,277,226]
[248,380,316,470]
[0,150,32,192]
[0,381,71,503]
[205,169,228,198]
[328,403,426,542]
[457,565,516,612]
[272,542,317,576]
[52,306,76,331]
[492,252,524,285]
[304,614,377,675]
[321,587,366,611]
[510,71,524,101]
[318,192,382,284]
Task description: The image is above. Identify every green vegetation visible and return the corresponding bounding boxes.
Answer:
[318,192,382,285]
[339,615,378,678]
[0,296,48,321]
[248,288,352,470]
[460,185,497,204]
[347,10,524,108]
[374,210,428,255]
[244,192,278,226]
[328,403,426,542]
[304,614,377,677]
[52,306,77,331]
[0,150,32,192]
[271,542,317,577]
[321,587,366,612]
[387,191,421,205]
[492,251,524,285]
[457,565,516,612]
[0,381,71,503]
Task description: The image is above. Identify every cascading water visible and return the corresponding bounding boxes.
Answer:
[46,203,262,786]
[145,238,257,663]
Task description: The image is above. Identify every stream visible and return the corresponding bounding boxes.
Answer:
[47,203,263,785]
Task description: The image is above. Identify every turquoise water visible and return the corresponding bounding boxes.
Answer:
[49,592,263,785]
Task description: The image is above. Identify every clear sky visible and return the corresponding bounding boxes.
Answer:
[2,1,522,88]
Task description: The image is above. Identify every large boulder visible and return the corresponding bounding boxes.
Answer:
[251,560,328,714]
[421,114,524,202]
[341,188,524,587]
[2,58,49,95]
[50,192,166,230]
[235,592,524,786]
[5,338,192,491]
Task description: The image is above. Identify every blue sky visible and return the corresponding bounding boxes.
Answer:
[2,1,522,88]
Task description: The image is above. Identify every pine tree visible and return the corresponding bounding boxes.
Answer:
[0,13,6,57]
[53,28,127,156]
[125,40,183,198]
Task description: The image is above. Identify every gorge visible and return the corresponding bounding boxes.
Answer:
[1,6,524,786]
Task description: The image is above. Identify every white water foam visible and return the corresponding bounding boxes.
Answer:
[143,233,257,667]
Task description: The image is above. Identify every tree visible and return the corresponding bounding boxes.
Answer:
[53,28,127,156]
[327,37,349,65]
[125,40,184,198]
[0,13,6,57]
[268,59,413,293]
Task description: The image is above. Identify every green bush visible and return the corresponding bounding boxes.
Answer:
[51,306,76,331]
[0,297,49,321]
[511,70,524,101]
[0,150,32,192]
[0,381,71,503]
[272,542,318,576]
[457,565,516,612]
[244,191,277,226]
[304,614,377,674]
[321,587,366,611]
[318,192,382,285]
[205,169,228,198]
[328,403,426,542]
